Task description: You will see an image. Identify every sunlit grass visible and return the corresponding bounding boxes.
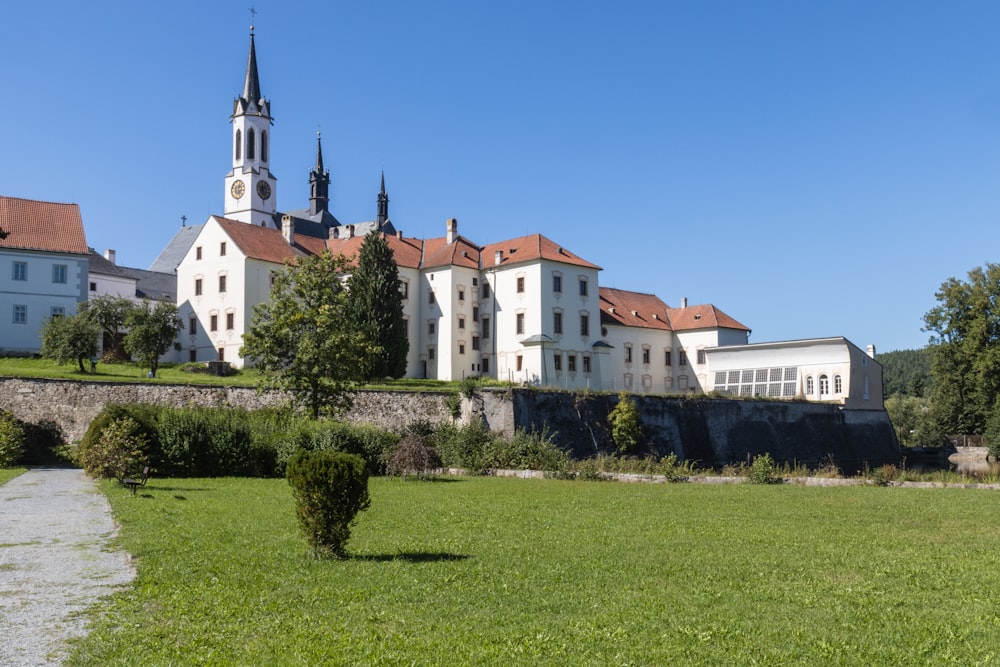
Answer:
[0,468,26,485]
[70,476,1000,665]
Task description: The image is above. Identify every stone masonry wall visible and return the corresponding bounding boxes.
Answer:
[0,378,900,469]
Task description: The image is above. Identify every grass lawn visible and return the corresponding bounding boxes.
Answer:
[0,468,26,485]
[70,477,1000,666]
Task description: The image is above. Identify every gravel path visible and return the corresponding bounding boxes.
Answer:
[0,468,136,666]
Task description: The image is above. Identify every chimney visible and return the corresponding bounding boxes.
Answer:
[866,344,876,359]
[104,249,116,265]
[494,250,502,266]
[396,230,403,239]
[329,226,339,240]
[344,224,355,239]
[281,215,294,246]
[447,218,457,244]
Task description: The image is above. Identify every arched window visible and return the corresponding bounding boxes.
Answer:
[247,128,256,159]
[235,129,241,160]
[834,375,843,394]
[261,130,268,162]
[806,376,814,395]
[819,375,829,395]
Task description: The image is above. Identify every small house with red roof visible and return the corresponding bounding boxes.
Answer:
[0,196,90,354]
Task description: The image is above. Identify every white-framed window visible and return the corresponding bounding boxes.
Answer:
[482,316,490,338]
[567,354,576,373]
[196,246,203,260]
[12,262,27,281]
[578,277,588,296]
[806,376,814,395]
[678,349,688,366]
[458,316,465,330]
[580,313,589,337]
[553,310,563,335]
[819,375,829,395]
[52,264,67,284]
[697,349,706,365]
[624,344,633,364]
[516,312,525,335]
[834,375,843,393]
[220,241,227,256]
[400,279,409,300]
[50,307,65,318]
[642,346,650,364]
[516,276,525,293]
[210,314,218,332]
[218,275,227,293]
[665,349,672,366]
[552,273,562,293]
[583,355,591,373]
[554,352,562,372]
[226,312,235,330]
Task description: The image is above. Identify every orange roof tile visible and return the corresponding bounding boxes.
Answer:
[325,233,425,269]
[421,235,481,270]
[0,196,88,254]
[599,288,673,330]
[481,234,600,270]
[666,304,750,332]
[214,217,306,264]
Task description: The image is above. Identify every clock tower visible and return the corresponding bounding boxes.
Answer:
[224,27,277,227]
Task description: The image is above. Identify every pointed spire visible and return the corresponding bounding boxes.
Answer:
[309,131,331,216]
[243,32,262,106]
[376,170,389,228]
[315,131,325,172]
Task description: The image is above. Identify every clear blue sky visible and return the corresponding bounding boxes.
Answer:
[5,1,1000,353]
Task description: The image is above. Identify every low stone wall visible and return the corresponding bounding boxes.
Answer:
[0,377,900,469]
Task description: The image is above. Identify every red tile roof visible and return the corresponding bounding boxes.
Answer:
[214,216,312,264]
[421,235,481,270]
[0,196,88,254]
[325,233,425,269]
[599,288,673,330]
[599,287,749,332]
[481,234,600,270]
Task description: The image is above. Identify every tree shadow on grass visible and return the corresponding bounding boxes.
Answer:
[352,551,470,563]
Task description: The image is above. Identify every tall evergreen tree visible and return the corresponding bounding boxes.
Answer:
[347,231,409,379]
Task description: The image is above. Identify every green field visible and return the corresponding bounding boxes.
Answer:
[68,476,1000,666]
[0,468,26,485]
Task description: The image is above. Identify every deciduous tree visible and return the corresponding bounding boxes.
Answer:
[40,312,99,373]
[923,263,1000,435]
[241,251,377,418]
[346,231,408,379]
[79,295,136,359]
[124,300,181,378]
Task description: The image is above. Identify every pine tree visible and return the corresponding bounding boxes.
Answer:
[347,231,409,379]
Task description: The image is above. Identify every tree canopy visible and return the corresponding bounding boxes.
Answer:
[79,295,136,359]
[346,231,409,380]
[124,300,182,378]
[241,251,378,418]
[40,312,99,373]
[878,348,932,398]
[923,263,1000,435]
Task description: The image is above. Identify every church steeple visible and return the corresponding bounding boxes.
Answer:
[376,171,389,228]
[309,132,330,216]
[225,26,277,227]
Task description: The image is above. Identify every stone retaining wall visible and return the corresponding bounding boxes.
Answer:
[0,377,900,468]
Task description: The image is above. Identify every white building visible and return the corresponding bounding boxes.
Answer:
[158,27,884,407]
[0,196,90,355]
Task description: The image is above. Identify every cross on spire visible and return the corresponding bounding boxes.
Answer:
[249,5,257,33]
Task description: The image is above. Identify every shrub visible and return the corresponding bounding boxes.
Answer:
[608,393,643,454]
[434,421,493,473]
[155,407,253,477]
[484,427,569,472]
[660,453,694,482]
[0,411,26,467]
[386,434,442,478]
[286,450,371,559]
[746,453,780,485]
[80,404,159,469]
[459,377,478,399]
[82,416,149,481]
[295,420,398,476]
[444,393,462,420]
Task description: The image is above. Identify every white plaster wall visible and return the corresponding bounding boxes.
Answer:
[602,323,673,393]
[0,250,87,354]
[89,272,137,300]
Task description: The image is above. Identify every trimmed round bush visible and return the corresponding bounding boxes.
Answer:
[82,416,149,481]
[286,450,371,559]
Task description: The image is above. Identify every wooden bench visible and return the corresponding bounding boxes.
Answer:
[123,467,150,495]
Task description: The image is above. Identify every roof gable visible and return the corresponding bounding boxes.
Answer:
[213,216,307,265]
[0,196,88,255]
[481,234,600,270]
[667,304,749,332]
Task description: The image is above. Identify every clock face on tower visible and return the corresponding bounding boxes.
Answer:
[256,181,272,200]
[230,180,246,199]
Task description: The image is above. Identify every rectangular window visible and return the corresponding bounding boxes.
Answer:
[697,349,706,365]
[458,317,465,329]
[220,241,227,256]
[13,305,26,324]
[665,350,672,366]
[625,345,632,363]
[580,314,589,337]
[482,317,490,338]
[458,289,465,301]
[554,353,562,371]
[482,357,490,373]
[12,262,27,281]
[553,311,563,335]
[52,264,67,284]
[516,313,525,335]
[219,275,227,293]
[579,278,588,296]
[482,282,490,299]
[459,344,465,355]
[583,355,591,373]
[516,355,523,371]
[196,246,203,260]
[679,350,688,366]
[472,278,478,286]
[226,313,234,330]
[428,321,436,335]
[189,317,197,335]
[50,307,64,318]
[428,347,435,360]
[516,276,525,293]
[195,278,203,296]
[553,275,562,293]
[189,350,197,363]
[89,281,97,292]
[400,281,409,300]
[472,336,480,351]
[642,348,650,364]
[428,290,435,304]
[210,314,218,332]
[568,354,576,372]
[473,306,479,321]
[218,347,225,361]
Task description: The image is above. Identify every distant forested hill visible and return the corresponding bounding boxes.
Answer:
[878,347,932,398]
